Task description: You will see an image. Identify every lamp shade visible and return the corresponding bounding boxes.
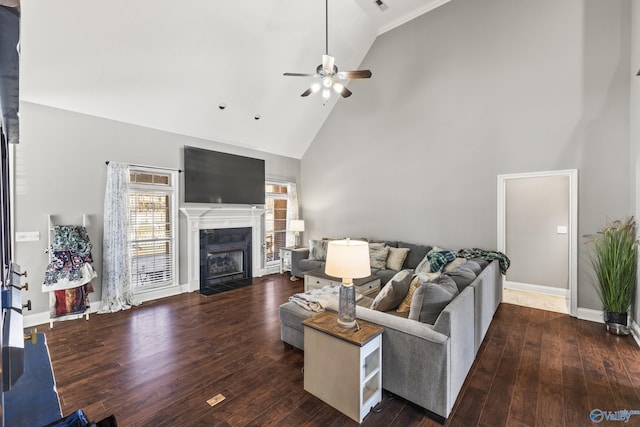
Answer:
[325,239,370,280]
[290,220,305,232]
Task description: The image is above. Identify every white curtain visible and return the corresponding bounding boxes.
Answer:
[99,162,139,313]
[286,182,300,247]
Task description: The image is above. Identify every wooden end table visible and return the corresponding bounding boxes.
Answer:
[303,311,383,423]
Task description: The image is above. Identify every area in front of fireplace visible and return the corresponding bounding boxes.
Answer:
[199,227,252,296]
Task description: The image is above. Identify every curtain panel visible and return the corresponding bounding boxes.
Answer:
[99,162,139,313]
[285,182,299,248]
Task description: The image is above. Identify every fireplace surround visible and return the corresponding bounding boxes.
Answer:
[181,207,266,294]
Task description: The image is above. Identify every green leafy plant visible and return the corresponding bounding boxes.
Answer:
[586,217,638,314]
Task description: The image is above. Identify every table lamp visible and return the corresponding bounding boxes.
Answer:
[325,239,371,328]
[290,220,305,248]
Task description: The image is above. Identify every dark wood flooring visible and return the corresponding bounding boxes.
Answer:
[42,274,640,426]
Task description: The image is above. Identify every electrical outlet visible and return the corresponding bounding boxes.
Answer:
[15,231,40,242]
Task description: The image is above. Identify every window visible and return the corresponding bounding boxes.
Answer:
[129,169,178,290]
[265,183,288,264]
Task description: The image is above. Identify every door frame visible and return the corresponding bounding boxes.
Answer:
[497,169,578,317]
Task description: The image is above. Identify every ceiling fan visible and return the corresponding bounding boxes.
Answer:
[283,0,372,100]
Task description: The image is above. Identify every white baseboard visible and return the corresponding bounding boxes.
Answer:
[631,319,640,348]
[504,281,569,297]
[576,307,604,323]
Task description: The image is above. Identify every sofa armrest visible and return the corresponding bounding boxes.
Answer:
[291,248,310,278]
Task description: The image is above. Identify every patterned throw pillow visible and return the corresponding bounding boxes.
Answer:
[309,239,329,261]
[396,272,441,313]
[369,243,390,269]
[386,247,410,271]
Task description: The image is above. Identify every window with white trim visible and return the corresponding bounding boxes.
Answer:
[129,169,178,290]
[265,182,288,264]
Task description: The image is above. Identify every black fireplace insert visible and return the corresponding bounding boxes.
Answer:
[199,227,252,296]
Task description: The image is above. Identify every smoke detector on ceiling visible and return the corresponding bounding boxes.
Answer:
[374,0,388,11]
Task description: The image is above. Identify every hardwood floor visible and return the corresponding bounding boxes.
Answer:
[43,274,640,426]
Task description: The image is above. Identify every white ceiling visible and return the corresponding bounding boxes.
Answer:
[19,0,450,159]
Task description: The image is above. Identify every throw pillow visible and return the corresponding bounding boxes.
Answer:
[414,254,431,274]
[444,257,467,272]
[446,266,477,292]
[408,275,459,324]
[369,243,389,269]
[370,269,413,312]
[427,250,457,272]
[386,247,410,271]
[462,260,482,275]
[308,239,329,261]
[397,272,441,313]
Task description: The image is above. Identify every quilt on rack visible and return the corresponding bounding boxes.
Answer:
[43,225,96,317]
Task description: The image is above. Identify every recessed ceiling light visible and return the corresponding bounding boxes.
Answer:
[218,103,227,110]
[254,115,261,120]
[374,0,388,11]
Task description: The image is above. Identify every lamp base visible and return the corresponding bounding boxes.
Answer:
[337,318,356,329]
[338,282,356,329]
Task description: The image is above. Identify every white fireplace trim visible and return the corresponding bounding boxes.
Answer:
[180,206,267,292]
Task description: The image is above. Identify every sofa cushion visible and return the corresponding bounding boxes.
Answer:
[298,259,325,272]
[397,242,432,269]
[414,255,431,274]
[408,275,459,324]
[444,257,467,272]
[386,247,410,271]
[370,269,413,312]
[375,269,398,285]
[462,260,482,275]
[469,258,489,269]
[309,239,329,261]
[445,266,477,292]
[397,272,441,313]
[370,239,398,248]
[369,243,389,269]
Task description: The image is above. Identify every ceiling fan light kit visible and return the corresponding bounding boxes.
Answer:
[284,0,372,100]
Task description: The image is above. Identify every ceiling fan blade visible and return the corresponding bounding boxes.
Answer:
[336,70,372,79]
[284,72,316,77]
[301,87,314,97]
[336,85,352,98]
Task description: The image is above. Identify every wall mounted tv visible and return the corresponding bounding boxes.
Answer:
[184,146,265,205]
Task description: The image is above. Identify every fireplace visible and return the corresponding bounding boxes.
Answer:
[199,227,252,295]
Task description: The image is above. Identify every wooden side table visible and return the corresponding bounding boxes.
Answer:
[303,311,383,423]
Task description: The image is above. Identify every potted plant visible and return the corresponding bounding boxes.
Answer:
[586,217,638,335]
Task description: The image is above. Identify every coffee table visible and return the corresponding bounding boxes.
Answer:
[303,268,381,297]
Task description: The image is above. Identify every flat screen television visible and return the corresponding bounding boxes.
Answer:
[184,146,265,204]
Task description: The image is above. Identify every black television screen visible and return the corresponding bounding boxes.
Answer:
[184,146,265,204]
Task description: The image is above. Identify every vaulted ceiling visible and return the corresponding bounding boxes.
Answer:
[19,0,450,158]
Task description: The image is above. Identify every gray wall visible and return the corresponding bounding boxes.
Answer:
[301,0,631,311]
[15,102,300,317]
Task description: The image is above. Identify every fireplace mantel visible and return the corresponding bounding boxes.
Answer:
[181,206,266,292]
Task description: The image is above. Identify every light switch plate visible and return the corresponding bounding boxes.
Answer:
[556,225,568,234]
[15,231,40,242]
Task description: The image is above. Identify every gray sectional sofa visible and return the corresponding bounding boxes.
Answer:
[280,242,503,422]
